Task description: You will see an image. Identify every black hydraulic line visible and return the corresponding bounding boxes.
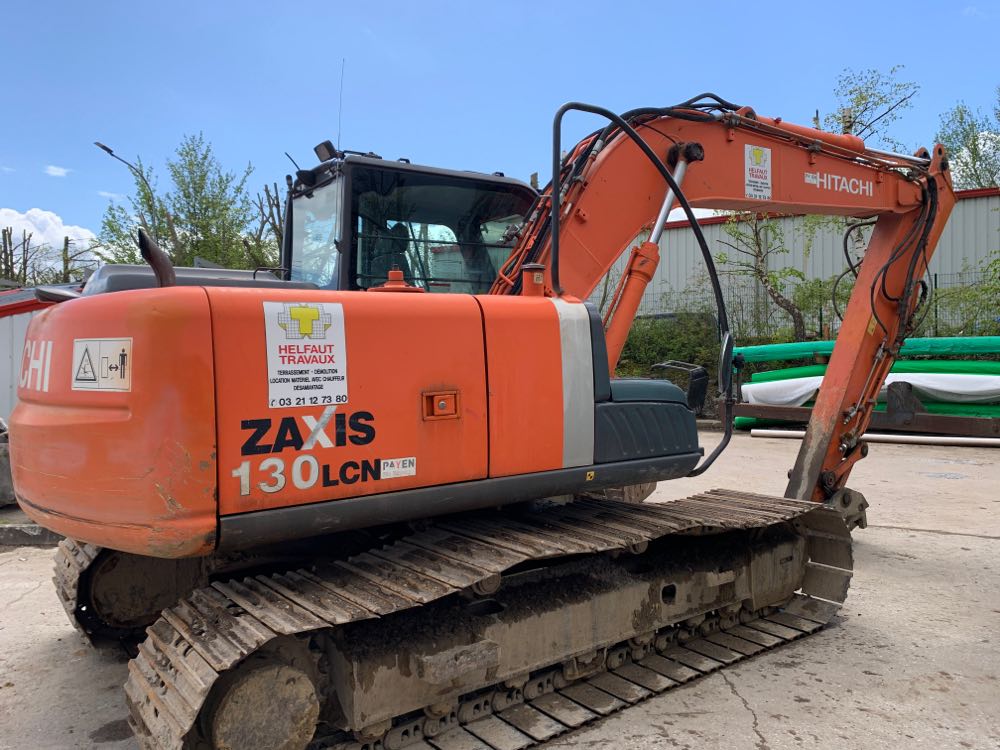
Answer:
[895,177,939,344]
[842,220,875,278]
[550,102,729,330]
[568,105,720,185]
[675,92,744,111]
[549,102,734,476]
[867,188,930,336]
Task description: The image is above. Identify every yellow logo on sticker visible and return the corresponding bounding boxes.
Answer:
[585,471,595,481]
[278,303,332,339]
[750,146,766,166]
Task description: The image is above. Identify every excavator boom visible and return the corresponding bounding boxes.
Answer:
[494,97,954,502]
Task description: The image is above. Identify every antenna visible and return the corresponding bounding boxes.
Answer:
[337,58,346,149]
[284,151,302,171]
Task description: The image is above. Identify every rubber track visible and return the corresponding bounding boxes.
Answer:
[52,537,101,640]
[125,490,853,750]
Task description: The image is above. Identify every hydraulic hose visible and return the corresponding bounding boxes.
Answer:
[549,102,734,476]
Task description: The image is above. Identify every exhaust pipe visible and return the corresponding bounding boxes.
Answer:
[137,228,176,288]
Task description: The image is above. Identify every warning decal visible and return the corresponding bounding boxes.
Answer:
[744,144,773,200]
[72,338,132,391]
[264,301,348,409]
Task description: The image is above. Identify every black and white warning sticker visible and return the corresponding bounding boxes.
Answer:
[263,301,348,409]
[72,338,132,391]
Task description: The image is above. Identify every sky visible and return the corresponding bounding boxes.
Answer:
[1,0,998,249]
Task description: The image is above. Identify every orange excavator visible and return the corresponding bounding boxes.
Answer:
[12,95,953,750]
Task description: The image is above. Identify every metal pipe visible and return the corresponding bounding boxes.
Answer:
[649,159,689,245]
[864,147,931,166]
[750,428,1000,448]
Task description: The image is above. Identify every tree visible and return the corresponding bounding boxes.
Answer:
[716,213,809,341]
[243,182,285,269]
[0,227,96,285]
[823,65,919,150]
[935,89,1000,190]
[97,134,280,269]
[713,66,920,343]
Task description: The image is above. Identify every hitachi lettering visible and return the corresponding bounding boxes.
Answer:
[20,339,53,393]
[240,411,375,455]
[804,171,873,196]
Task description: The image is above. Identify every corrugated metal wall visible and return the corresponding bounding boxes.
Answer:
[0,311,38,421]
[593,190,999,319]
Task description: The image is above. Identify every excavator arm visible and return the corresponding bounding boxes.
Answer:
[494,96,955,504]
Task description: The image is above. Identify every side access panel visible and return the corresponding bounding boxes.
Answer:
[209,289,489,517]
[477,295,594,477]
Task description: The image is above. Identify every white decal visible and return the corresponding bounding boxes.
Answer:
[264,301,348,409]
[231,454,384,496]
[20,339,53,393]
[72,338,132,391]
[381,457,416,479]
[291,455,320,490]
[804,171,873,196]
[258,457,286,493]
[744,144,772,200]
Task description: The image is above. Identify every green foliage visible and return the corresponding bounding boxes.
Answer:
[912,256,1000,337]
[97,134,279,269]
[824,65,918,150]
[618,313,720,378]
[935,92,1000,190]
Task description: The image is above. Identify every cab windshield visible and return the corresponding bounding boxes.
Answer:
[289,164,535,292]
[351,166,534,293]
[289,178,343,287]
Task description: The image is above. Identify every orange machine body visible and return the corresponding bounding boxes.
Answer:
[13,287,692,557]
[11,288,219,557]
[12,102,957,555]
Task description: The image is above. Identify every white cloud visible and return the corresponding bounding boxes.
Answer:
[98,190,125,201]
[0,207,97,251]
[44,165,70,177]
[949,130,1000,189]
[0,166,13,173]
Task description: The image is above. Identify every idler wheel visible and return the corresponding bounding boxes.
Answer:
[206,658,320,750]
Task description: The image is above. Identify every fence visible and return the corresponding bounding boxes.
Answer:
[628,270,999,344]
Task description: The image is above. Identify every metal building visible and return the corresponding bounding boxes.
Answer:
[0,290,50,421]
[593,187,999,337]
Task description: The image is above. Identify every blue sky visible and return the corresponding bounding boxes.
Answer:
[1,0,997,247]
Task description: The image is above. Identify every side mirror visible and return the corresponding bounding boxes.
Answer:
[718,331,734,394]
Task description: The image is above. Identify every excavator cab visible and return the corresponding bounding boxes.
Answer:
[283,152,537,293]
